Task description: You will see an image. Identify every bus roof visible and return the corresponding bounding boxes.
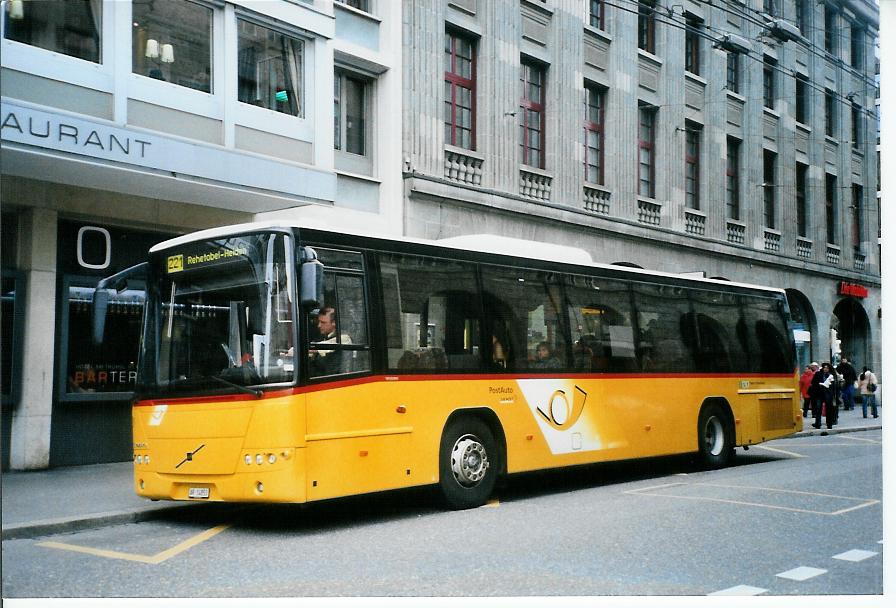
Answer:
[149,219,785,296]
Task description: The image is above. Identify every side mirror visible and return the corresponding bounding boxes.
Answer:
[300,259,324,309]
[92,288,111,344]
[91,262,148,345]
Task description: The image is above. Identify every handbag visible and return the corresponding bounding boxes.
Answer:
[868,383,877,392]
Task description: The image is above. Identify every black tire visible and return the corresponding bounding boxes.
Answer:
[697,403,734,469]
[438,416,498,510]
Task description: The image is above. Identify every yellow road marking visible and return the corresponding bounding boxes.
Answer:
[37,524,230,564]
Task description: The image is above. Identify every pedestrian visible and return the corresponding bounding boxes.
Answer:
[836,356,858,411]
[810,362,837,429]
[799,362,818,418]
[858,366,879,419]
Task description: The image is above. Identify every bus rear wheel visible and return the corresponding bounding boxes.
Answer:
[438,416,498,510]
[697,404,734,469]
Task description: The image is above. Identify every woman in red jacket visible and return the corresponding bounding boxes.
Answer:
[799,362,818,418]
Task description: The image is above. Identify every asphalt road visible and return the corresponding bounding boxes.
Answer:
[1,429,883,599]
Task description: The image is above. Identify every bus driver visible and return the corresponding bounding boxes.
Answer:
[308,306,351,376]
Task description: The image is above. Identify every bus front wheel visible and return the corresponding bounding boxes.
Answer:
[697,404,734,469]
[438,416,498,510]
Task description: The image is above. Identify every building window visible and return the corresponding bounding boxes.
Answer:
[3,0,101,63]
[334,70,367,155]
[520,59,546,169]
[796,162,809,237]
[132,0,212,93]
[852,184,863,251]
[685,124,700,210]
[444,30,476,150]
[589,0,605,30]
[335,0,370,11]
[851,25,864,69]
[237,19,303,117]
[824,89,835,137]
[825,173,837,244]
[824,6,837,55]
[795,74,808,124]
[762,0,776,16]
[795,0,807,35]
[685,15,701,76]
[763,150,776,229]
[638,106,656,198]
[851,102,863,150]
[584,83,605,185]
[726,138,740,220]
[726,52,740,94]
[638,1,655,54]
[763,56,776,110]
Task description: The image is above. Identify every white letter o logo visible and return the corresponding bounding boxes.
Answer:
[77,226,111,270]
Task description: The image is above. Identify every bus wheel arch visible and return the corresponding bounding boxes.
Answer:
[438,408,505,510]
[696,398,735,469]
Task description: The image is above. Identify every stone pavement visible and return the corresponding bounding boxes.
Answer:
[1,406,881,540]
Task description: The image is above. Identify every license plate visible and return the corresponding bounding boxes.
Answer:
[188,487,210,499]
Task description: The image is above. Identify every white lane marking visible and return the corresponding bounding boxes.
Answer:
[709,585,768,596]
[840,435,882,444]
[753,444,806,458]
[776,566,827,581]
[832,549,879,562]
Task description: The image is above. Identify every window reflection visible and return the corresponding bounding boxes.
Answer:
[3,0,101,63]
[238,20,303,117]
[132,0,212,93]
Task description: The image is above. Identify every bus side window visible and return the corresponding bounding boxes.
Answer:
[565,275,637,373]
[740,295,792,373]
[306,248,371,378]
[378,252,481,372]
[632,282,696,373]
[480,266,568,373]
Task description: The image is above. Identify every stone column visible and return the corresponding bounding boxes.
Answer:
[10,207,58,470]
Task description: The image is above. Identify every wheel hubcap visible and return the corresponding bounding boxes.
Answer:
[704,416,725,456]
[450,434,489,487]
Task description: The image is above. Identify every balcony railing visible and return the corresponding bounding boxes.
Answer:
[763,229,781,253]
[637,199,661,226]
[854,252,866,271]
[583,184,611,215]
[826,244,841,265]
[726,220,745,244]
[519,168,552,201]
[796,237,813,259]
[684,209,706,236]
[444,148,483,185]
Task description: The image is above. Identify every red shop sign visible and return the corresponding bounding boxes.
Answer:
[839,282,868,298]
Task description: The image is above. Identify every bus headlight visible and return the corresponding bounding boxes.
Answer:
[268,454,276,464]
[255,454,263,465]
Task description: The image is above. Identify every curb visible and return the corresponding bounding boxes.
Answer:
[792,423,881,439]
[1,503,200,541]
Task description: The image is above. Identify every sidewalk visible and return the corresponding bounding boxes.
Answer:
[1,407,882,541]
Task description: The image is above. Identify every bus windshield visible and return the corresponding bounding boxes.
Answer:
[142,232,296,395]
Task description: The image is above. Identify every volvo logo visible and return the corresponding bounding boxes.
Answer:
[176,444,205,469]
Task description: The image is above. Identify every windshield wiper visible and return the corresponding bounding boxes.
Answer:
[209,375,263,398]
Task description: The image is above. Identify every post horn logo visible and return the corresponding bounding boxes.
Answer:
[536,386,587,431]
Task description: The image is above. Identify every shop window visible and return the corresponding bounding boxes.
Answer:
[1,273,23,404]
[3,0,101,63]
[237,19,303,117]
[131,0,213,93]
[63,281,145,396]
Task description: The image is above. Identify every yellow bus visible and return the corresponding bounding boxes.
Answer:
[96,221,801,510]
